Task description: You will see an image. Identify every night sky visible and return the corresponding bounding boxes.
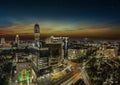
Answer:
[0,0,120,39]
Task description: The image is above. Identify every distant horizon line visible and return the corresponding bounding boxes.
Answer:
[0,34,120,41]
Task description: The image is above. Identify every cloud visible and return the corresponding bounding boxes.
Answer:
[0,19,120,39]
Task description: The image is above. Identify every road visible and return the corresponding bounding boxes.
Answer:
[61,72,81,85]
[54,60,82,85]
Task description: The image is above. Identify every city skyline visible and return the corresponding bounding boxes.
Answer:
[0,0,120,39]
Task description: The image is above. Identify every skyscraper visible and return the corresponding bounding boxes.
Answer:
[34,24,40,42]
[34,24,40,47]
[63,37,68,58]
[45,36,69,67]
[15,35,19,45]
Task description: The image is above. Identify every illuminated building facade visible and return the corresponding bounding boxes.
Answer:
[104,47,118,58]
[38,48,50,69]
[1,38,5,44]
[45,36,69,68]
[29,47,52,76]
[15,34,19,45]
[16,62,32,83]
